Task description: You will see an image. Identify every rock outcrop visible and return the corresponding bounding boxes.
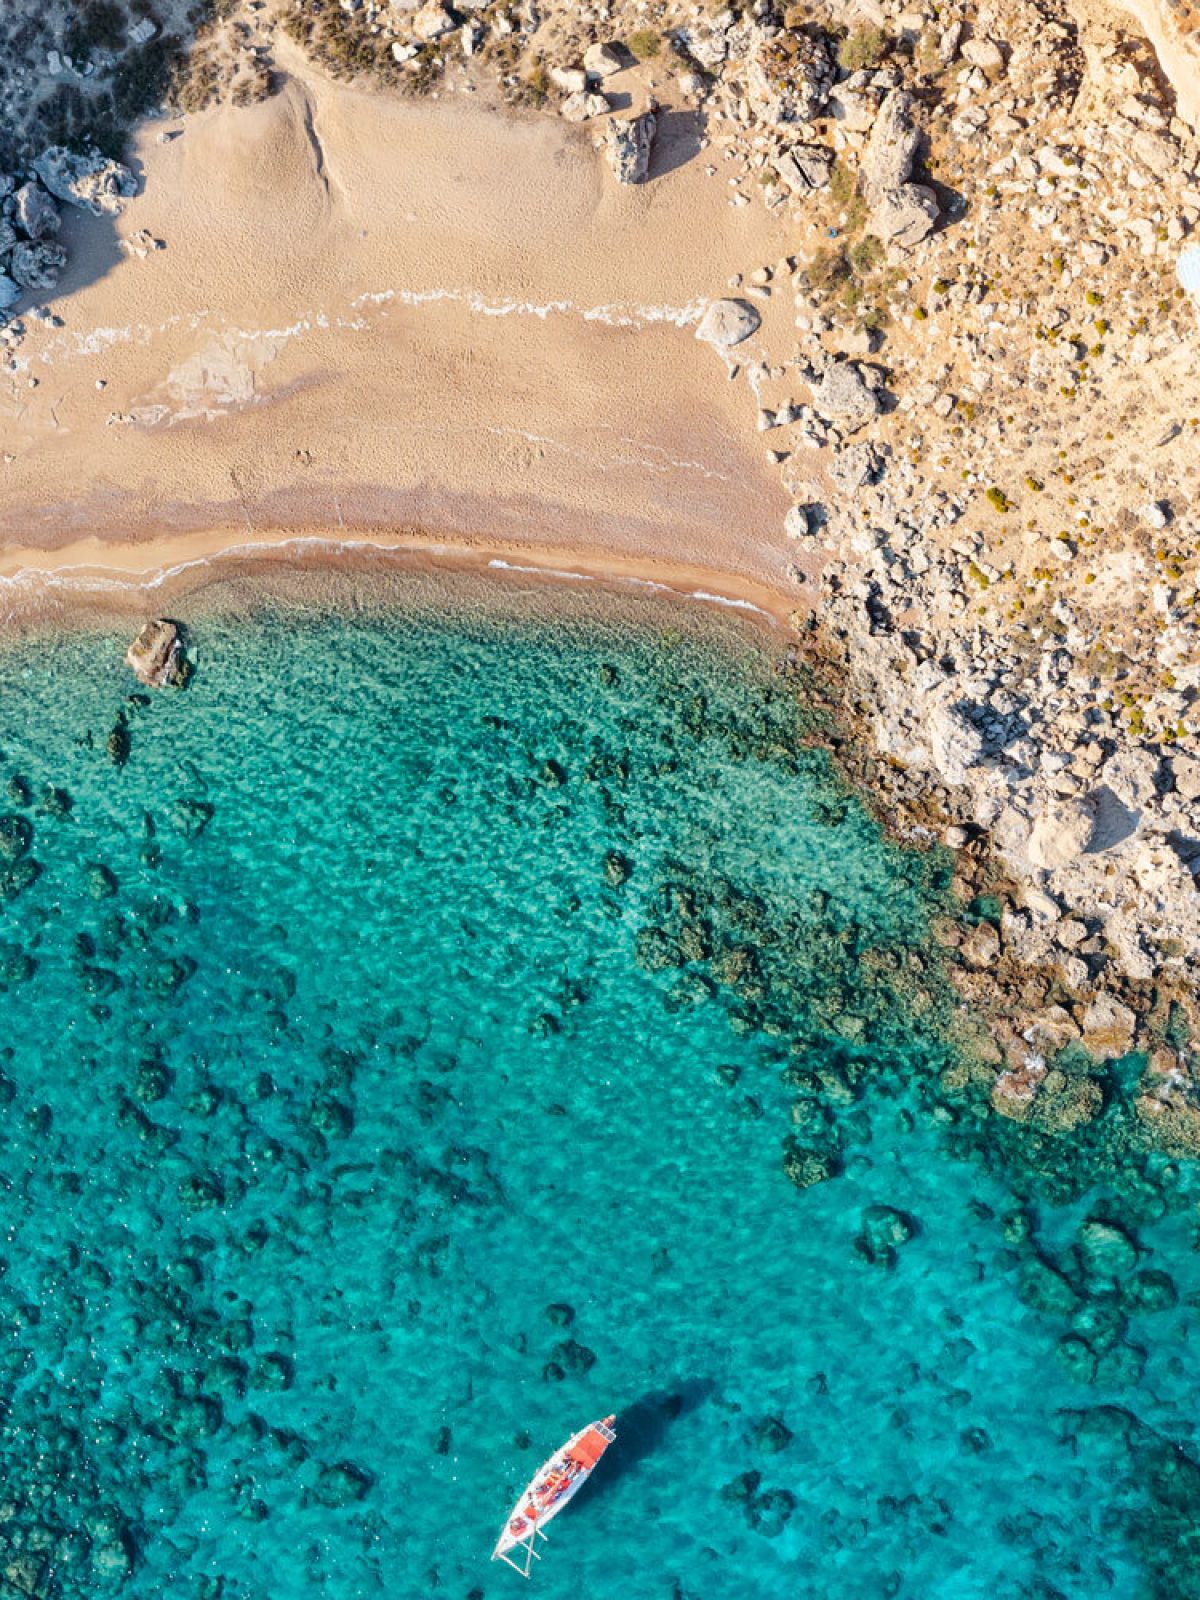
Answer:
[606,109,657,184]
[862,90,940,248]
[695,298,761,349]
[32,148,137,217]
[125,621,186,688]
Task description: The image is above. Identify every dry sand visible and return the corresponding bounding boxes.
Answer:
[0,55,806,624]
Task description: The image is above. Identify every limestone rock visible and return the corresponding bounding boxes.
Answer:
[1080,993,1137,1060]
[12,181,59,240]
[784,505,811,539]
[606,109,657,184]
[863,91,939,248]
[774,145,834,195]
[1027,795,1096,870]
[584,42,625,79]
[927,701,985,785]
[961,37,1005,74]
[560,91,609,122]
[1132,127,1179,178]
[125,620,185,688]
[1172,754,1200,803]
[9,241,66,292]
[695,298,760,349]
[33,147,137,216]
[811,361,880,431]
[411,2,456,41]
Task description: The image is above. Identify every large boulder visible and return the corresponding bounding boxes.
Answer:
[1027,795,1097,870]
[863,90,939,248]
[0,275,19,310]
[695,298,761,349]
[810,361,880,431]
[12,181,60,240]
[584,41,625,79]
[125,620,185,688]
[33,147,137,216]
[927,700,986,785]
[606,109,657,184]
[9,241,67,292]
[774,144,834,195]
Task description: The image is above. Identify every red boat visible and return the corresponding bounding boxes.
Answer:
[492,1414,617,1576]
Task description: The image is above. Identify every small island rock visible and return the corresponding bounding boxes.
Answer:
[125,620,185,688]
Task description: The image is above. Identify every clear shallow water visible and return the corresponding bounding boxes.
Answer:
[1,582,1199,1600]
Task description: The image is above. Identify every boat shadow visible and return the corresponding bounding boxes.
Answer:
[582,1379,716,1507]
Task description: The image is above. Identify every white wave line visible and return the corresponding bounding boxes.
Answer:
[0,538,777,625]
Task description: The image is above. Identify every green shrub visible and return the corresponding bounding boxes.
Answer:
[837,25,888,71]
[627,29,661,59]
[985,486,1013,513]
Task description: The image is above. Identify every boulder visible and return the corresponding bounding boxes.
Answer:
[1172,754,1200,803]
[560,91,609,122]
[12,181,60,239]
[827,87,879,132]
[9,241,67,291]
[606,109,657,184]
[549,65,588,94]
[871,185,940,249]
[830,441,884,494]
[584,41,625,78]
[811,361,880,431]
[411,2,456,40]
[784,505,811,539]
[927,701,985,785]
[1027,795,1096,869]
[961,37,1005,74]
[33,147,137,216]
[1080,993,1137,1060]
[862,90,939,248]
[0,275,19,310]
[774,144,834,195]
[695,298,760,349]
[125,620,185,688]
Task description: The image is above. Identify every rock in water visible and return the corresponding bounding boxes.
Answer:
[32,147,137,216]
[606,109,657,184]
[695,298,761,349]
[125,620,185,688]
[863,91,939,248]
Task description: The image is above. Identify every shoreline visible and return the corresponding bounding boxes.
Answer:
[0,524,804,636]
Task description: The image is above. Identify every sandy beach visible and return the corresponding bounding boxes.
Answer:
[0,53,807,622]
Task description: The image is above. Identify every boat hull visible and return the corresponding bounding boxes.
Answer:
[493,1416,616,1561]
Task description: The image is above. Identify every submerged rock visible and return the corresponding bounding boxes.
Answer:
[0,815,33,861]
[126,620,186,688]
[856,1204,918,1267]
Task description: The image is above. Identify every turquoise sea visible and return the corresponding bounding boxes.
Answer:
[1,572,1198,1600]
